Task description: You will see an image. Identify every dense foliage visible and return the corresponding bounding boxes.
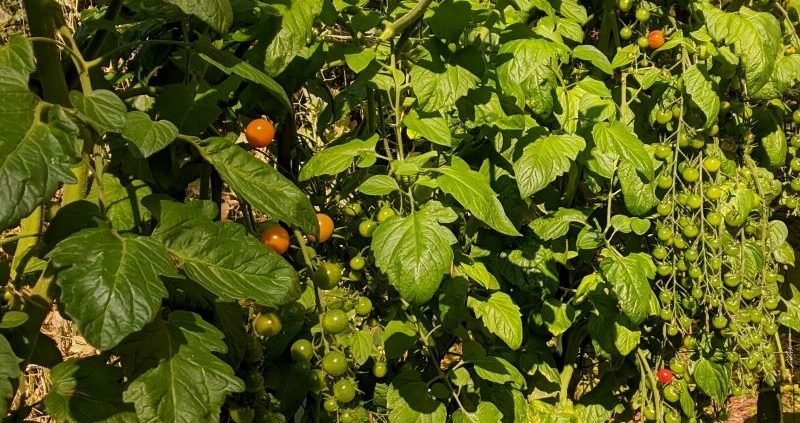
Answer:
[2,0,800,422]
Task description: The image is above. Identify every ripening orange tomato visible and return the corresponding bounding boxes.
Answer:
[245,118,275,148]
[648,30,665,49]
[261,226,290,254]
[308,213,334,243]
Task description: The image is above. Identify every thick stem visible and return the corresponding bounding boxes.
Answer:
[10,206,43,280]
[379,0,434,41]
[23,0,69,106]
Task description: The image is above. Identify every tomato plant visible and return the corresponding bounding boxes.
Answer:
[1,0,799,422]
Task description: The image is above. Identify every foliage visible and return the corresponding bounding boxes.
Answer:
[2,0,800,422]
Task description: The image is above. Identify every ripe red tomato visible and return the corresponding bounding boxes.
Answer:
[308,213,334,243]
[260,226,290,254]
[244,118,275,148]
[648,30,665,49]
[657,368,673,384]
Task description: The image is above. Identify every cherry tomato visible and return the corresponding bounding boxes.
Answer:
[652,246,668,260]
[291,339,314,362]
[642,405,656,420]
[637,36,650,49]
[343,203,362,217]
[323,398,339,412]
[790,158,800,172]
[663,383,680,402]
[620,26,633,40]
[793,109,800,124]
[657,368,673,384]
[648,30,665,49]
[657,174,673,189]
[308,213,334,243]
[372,361,388,378]
[230,406,256,423]
[322,309,349,334]
[281,301,306,322]
[253,312,282,337]
[358,220,378,237]
[617,0,633,12]
[681,167,700,183]
[260,226,290,255]
[665,410,681,423]
[705,186,722,201]
[349,255,365,271]
[313,262,343,290]
[669,358,687,375]
[654,144,672,159]
[308,369,327,392]
[321,351,348,376]
[703,156,721,173]
[354,296,372,316]
[376,207,396,224]
[636,7,650,22]
[245,118,275,148]
[712,316,728,329]
[333,379,357,403]
[656,109,673,124]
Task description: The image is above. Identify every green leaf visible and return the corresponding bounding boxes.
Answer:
[358,175,400,196]
[0,34,35,74]
[592,121,654,181]
[610,44,638,69]
[0,335,19,417]
[514,134,585,197]
[453,402,504,423]
[752,55,800,99]
[148,199,301,306]
[121,111,178,158]
[261,0,324,76]
[752,108,787,170]
[44,356,138,423]
[682,64,719,130]
[529,208,589,241]
[194,137,317,234]
[699,4,782,93]
[599,253,656,325]
[436,157,520,236]
[588,308,640,356]
[0,70,81,230]
[196,42,292,113]
[344,49,376,73]
[403,110,452,147]
[350,330,373,366]
[572,45,612,75]
[725,240,765,284]
[69,90,127,134]
[299,135,379,181]
[540,298,575,336]
[371,210,457,304]
[428,0,472,42]
[497,38,566,116]
[49,227,176,350]
[0,311,28,329]
[387,371,446,423]
[774,242,795,265]
[86,174,152,232]
[457,261,500,290]
[162,0,232,33]
[780,285,800,332]
[117,312,244,423]
[438,277,468,330]
[383,320,418,360]
[678,379,695,418]
[692,357,731,403]
[467,292,523,350]
[617,161,657,216]
[410,44,480,113]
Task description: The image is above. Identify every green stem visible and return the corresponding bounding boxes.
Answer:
[636,349,664,423]
[58,26,92,96]
[10,206,43,280]
[23,0,70,105]
[379,0,434,41]
[293,229,322,314]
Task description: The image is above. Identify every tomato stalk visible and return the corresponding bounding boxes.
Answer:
[378,0,434,41]
[636,349,665,423]
[293,229,323,314]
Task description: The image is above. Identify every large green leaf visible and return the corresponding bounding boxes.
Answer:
[682,64,719,130]
[402,110,452,147]
[514,133,585,197]
[780,285,800,332]
[599,253,656,325]
[699,4,782,93]
[467,292,523,350]
[196,42,292,113]
[44,356,138,423]
[69,90,127,134]
[617,161,657,216]
[117,312,244,423]
[436,157,520,236]
[463,344,526,388]
[497,38,567,117]
[162,0,232,34]
[387,371,447,423]
[193,137,317,234]
[298,135,379,181]
[0,34,35,74]
[452,402,504,423]
[49,227,176,350]
[752,55,800,99]
[692,357,731,403]
[592,121,654,181]
[0,335,19,418]
[261,0,324,76]
[148,199,301,306]
[371,207,457,304]
[572,45,612,75]
[410,44,480,113]
[121,111,178,158]
[528,208,589,241]
[0,68,81,230]
[86,174,152,232]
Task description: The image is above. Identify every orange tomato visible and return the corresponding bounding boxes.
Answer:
[648,30,665,49]
[245,118,275,148]
[308,213,334,243]
[261,225,290,254]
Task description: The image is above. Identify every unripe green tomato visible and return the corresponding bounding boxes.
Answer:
[321,309,349,334]
[686,194,702,209]
[637,36,650,49]
[620,26,633,40]
[652,246,669,260]
[656,109,673,124]
[358,220,378,237]
[323,398,339,412]
[333,379,357,403]
[706,212,723,227]
[712,315,728,329]
[703,156,721,173]
[349,255,365,271]
[681,167,700,183]
[376,207,396,223]
[230,406,256,423]
[354,296,372,316]
[343,203,362,217]
[667,324,679,336]
[657,174,673,189]
[663,384,680,402]
[321,351,348,376]
[635,7,650,22]
[654,144,672,159]
[793,109,800,124]
[291,339,314,362]
[705,186,722,201]
[657,203,672,216]
[254,312,282,337]
[372,361,388,378]
[313,262,343,290]
[617,0,633,12]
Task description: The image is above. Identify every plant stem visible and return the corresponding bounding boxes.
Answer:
[379,0,434,41]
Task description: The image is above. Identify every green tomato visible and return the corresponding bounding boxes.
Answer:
[618,0,633,12]
[291,339,314,362]
[308,369,327,392]
[681,167,700,183]
[764,322,779,336]
[313,262,343,290]
[333,379,357,403]
[686,194,702,209]
[642,405,656,421]
[703,156,721,173]
[712,315,728,329]
[343,203,362,217]
[652,246,669,260]
[323,398,339,412]
[669,358,687,375]
[706,212,723,227]
[664,410,682,423]
[654,144,672,159]
[372,361,388,378]
[230,406,256,423]
[705,186,723,201]
[656,109,673,124]
[682,335,697,350]
[657,174,673,189]
[637,36,650,49]
[663,384,680,402]
[349,255,365,271]
[635,7,650,22]
[321,309,349,334]
[620,26,633,40]
[354,296,372,316]
[657,203,672,216]
[281,301,307,322]
[793,109,800,124]
[358,220,378,237]
[682,224,699,238]
[791,158,800,172]
[376,207,396,223]
[322,351,348,376]
[254,313,282,337]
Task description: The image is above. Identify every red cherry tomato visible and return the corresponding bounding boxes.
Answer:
[648,30,665,49]
[657,368,673,384]
[245,118,275,148]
